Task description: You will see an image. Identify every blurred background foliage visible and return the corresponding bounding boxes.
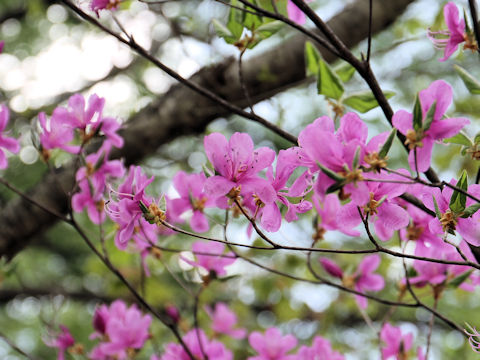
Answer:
[0,0,479,359]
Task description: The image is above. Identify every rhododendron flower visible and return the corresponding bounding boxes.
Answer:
[248,327,297,360]
[319,257,344,278]
[72,142,125,224]
[44,325,75,360]
[393,80,469,172]
[381,323,413,360]
[0,41,4,53]
[106,165,155,248]
[254,148,312,232]
[167,171,216,232]
[91,0,123,16]
[0,105,20,169]
[313,193,360,238]
[160,328,232,360]
[287,0,312,25]
[203,132,276,206]
[296,336,344,360]
[205,302,246,339]
[182,241,236,277]
[90,300,152,360]
[428,2,476,61]
[38,111,80,155]
[338,171,410,241]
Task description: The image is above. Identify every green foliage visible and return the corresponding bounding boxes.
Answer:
[343,90,395,113]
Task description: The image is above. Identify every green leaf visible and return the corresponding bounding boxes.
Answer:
[454,64,480,95]
[460,203,480,218]
[212,19,237,44]
[449,170,468,213]
[256,20,284,38]
[343,90,395,113]
[444,132,473,146]
[317,162,345,182]
[325,181,346,194]
[378,128,397,159]
[423,101,436,131]
[448,269,473,288]
[412,94,423,131]
[432,195,442,220]
[305,41,321,77]
[317,58,344,100]
[227,0,244,40]
[335,62,356,82]
[474,132,480,144]
[352,146,361,169]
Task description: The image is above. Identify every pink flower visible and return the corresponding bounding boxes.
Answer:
[203,132,276,207]
[248,327,297,360]
[319,258,344,278]
[287,1,312,25]
[380,323,413,360]
[347,254,385,309]
[337,170,411,241]
[0,105,20,169]
[296,336,344,360]
[182,241,236,277]
[428,2,472,61]
[393,80,469,172]
[91,0,123,16]
[465,324,480,353]
[167,171,217,232]
[90,300,152,360]
[38,112,80,155]
[106,165,155,248]
[44,325,75,360]
[160,329,232,360]
[205,302,246,339]
[0,41,4,53]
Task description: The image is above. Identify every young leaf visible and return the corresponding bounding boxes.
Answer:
[444,132,473,146]
[432,195,442,220]
[317,162,345,182]
[412,94,423,131]
[256,20,284,38]
[335,62,356,83]
[227,0,244,40]
[448,269,473,288]
[352,146,361,169]
[305,41,321,77]
[326,181,346,194]
[317,58,344,100]
[454,64,480,95]
[343,90,395,113]
[378,128,397,159]
[449,170,468,214]
[423,101,436,131]
[212,19,237,44]
[460,203,480,218]
[474,132,480,144]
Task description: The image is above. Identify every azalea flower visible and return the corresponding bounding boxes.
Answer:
[205,302,246,339]
[91,0,123,16]
[0,105,20,169]
[248,327,297,360]
[381,323,413,360]
[44,325,75,360]
[428,2,477,61]
[160,329,232,360]
[393,80,469,172]
[296,336,344,360]
[287,0,313,25]
[203,132,276,207]
[182,241,236,277]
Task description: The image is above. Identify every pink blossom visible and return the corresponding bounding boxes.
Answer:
[167,171,216,232]
[393,80,469,172]
[203,132,276,207]
[428,2,469,61]
[351,255,385,309]
[90,300,152,360]
[106,165,155,248]
[295,336,344,360]
[205,302,246,339]
[254,148,312,232]
[44,325,75,360]
[248,327,297,360]
[0,105,20,169]
[182,241,236,277]
[0,41,4,53]
[337,171,411,241]
[287,1,312,25]
[72,142,125,224]
[160,328,232,360]
[465,324,480,353]
[380,323,413,360]
[91,0,123,16]
[38,111,80,155]
[319,258,344,278]
[313,193,360,238]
